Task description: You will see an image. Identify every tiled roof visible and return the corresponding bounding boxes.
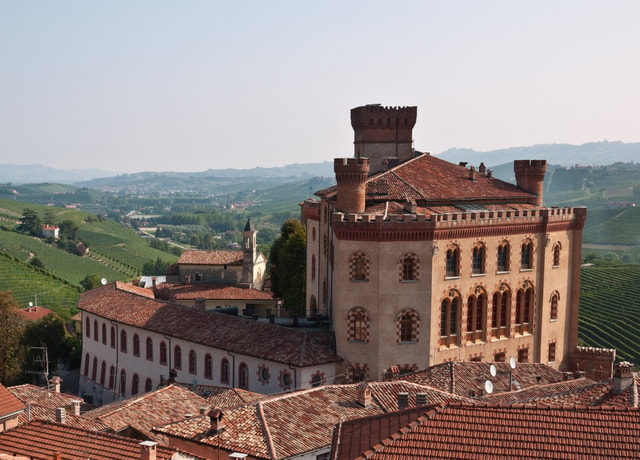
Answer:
[332,403,640,459]
[17,404,111,431]
[401,361,564,397]
[0,420,179,460]
[8,384,84,412]
[165,284,275,301]
[78,282,341,367]
[0,383,25,419]
[81,384,210,444]
[178,383,265,409]
[319,153,536,207]
[177,250,243,265]
[154,381,471,459]
[16,306,53,321]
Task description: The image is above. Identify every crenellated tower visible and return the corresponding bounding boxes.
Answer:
[351,104,417,174]
[514,160,547,206]
[334,158,369,214]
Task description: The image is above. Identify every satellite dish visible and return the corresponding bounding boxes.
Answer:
[101,278,107,286]
[28,302,33,307]
[509,357,517,369]
[484,380,494,394]
[489,364,497,377]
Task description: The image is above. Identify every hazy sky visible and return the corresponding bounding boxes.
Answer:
[1,1,639,173]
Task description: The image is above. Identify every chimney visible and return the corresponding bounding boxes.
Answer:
[613,361,634,394]
[208,408,224,432]
[72,400,82,416]
[416,393,428,406]
[200,407,208,415]
[55,407,66,424]
[357,382,372,407]
[50,376,62,393]
[53,453,63,460]
[139,440,158,460]
[479,163,486,174]
[469,166,476,181]
[397,392,409,410]
[167,368,177,384]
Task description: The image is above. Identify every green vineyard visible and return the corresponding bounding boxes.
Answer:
[578,263,640,363]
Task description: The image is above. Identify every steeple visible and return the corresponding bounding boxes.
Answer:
[242,218,257,285]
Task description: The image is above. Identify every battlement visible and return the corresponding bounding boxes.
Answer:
[334,157,370,173]
[514,159,547,175]
[350,104,418,130]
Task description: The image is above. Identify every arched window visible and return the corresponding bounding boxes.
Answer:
[311,373,323,387]
[188,350,197,375]
[221,358,230,384]
[311,254,316,281]
[108,366,115,390]
[521,240,533,270]
[93,320,98,342]
[85,318,90,338]
[100,361,106,386]
[440,297,459,346]
[550,292,559,320]
[204,354,213,379]
[515,286,534,332]
[101,323,107,344]
[347,307,369,343]
[145,378,153,392]
[350,253,369,282]
[472,244,485,275]
[120,330,127,353]
[466,293,486,340]
[446,247,459,277]
[497,241,510,272]
[553,243,561,267]
[146,337,153,361]
[110,326,116,349]
[119,370,127,397]
[91,357,98,381]
[132,374,139,395]
[400,253,419,281]
[491,288,511,338]
[398,309,419,343]
[133,334,140,357]
[239,363,249,389]
[83,353,89,376]
[174,346,182,369]
[160,342,167,365]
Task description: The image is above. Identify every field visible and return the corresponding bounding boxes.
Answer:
[578,263,640,363]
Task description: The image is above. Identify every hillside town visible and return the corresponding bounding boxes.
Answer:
[1,105,638,459]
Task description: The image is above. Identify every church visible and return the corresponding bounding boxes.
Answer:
[301,104,586,382]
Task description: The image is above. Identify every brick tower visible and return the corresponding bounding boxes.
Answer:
[334,158,369,214]
[514,160,547,206]
[351,104,417,174]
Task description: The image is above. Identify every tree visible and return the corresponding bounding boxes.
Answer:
[0,291,25,385]
[16,208,43,237]
[142,257,172,276]
[21,313,71,376]
[80,274,103,291]
[58,220,79,241]
[269,219,306,315]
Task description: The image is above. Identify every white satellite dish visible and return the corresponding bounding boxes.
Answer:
[28,302,33,307]
[509,357,517,369]
[484,380,494,394]
[489,364,497,377]
[101,278,107,286]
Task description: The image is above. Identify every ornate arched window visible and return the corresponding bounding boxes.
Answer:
[553,242,561,267]
[550,291,560,320]
[497,241,510,272]
[521,239,533,270]
[397,309,420,343]
[491,287,511,338]
[446,246,460,277]
[515,285,534,333]
[440,295,459,346]
[472,243,486,275]
[400,253,419,281]
[466,291,486,341]
[350,252,369,282]
[347,307,370,343]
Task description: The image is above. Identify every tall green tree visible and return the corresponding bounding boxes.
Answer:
[21,313,73,375]
[58,219,79,241]
[0,291,25,385]
[269,219,306,315]
[16,208,43,237]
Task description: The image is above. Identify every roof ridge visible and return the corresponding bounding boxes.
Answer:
[256,400,276,459]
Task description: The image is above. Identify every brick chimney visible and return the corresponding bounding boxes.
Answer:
[50,376,62,393]
[357,382,372,407]
[55,407,66,424]
[208,408,224,432]
[397,392,409,410]
[613,361,634,394]
[416,393,428,406]
[72,400,81,416]
[139,441,157,460]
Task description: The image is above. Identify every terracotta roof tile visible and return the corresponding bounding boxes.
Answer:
[16,307,54,321]
[332,403,640,459]
[155,381,471,459]
[0,420,179,460]
[165,284,275,301]
[17,404,111,431]
[178,250,243,265]
[79,282,340,367]
[178,383,266,409]
[0,383,25,419]
[81,384,210,444]
[9,384,84,412]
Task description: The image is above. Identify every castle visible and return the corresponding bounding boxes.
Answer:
[301,104,587,382]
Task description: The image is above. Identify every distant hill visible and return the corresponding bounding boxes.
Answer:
[0,164,116,185]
